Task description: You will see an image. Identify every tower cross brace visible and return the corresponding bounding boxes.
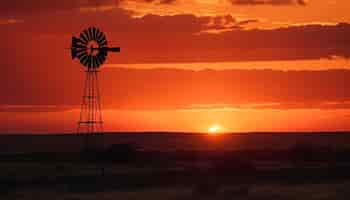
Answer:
[77,69,103,136]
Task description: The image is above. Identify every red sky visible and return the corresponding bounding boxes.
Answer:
[1,0,350,133]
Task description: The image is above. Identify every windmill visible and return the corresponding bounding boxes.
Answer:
[71,27,120,146]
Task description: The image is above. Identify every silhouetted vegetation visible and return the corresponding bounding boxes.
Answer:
[1,133,350,199]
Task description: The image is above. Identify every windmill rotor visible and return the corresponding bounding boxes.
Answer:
[71,27,120,69]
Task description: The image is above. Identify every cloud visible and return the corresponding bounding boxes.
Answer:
[142,0,177,4]
[235,102,350,110]
[231,0,307,6]
[107,22,350,62]
[0,0,119,17]
[0,0,178,17]
[185,101,350,110]
[0,105,74,112]
[1,9,257,34]
[1,7,350,62]
[1,3,349,62]
[0,19,24,25]
[199,15,259,33]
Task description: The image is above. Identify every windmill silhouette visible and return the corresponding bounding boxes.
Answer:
[71,27,120,146]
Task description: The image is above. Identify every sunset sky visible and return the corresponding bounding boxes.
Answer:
[1,0,350,133]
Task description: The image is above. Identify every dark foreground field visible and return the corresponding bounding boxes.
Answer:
[1,132,350,200]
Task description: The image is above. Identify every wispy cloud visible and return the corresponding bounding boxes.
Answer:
[0,105,74,112]
[230,0,307,6]
[0,18,23,25]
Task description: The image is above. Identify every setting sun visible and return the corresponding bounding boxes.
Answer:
[208,124,222,134]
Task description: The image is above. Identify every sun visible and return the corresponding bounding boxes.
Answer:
[208,124,222,134]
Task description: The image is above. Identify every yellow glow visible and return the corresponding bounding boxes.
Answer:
[208,124,222,134]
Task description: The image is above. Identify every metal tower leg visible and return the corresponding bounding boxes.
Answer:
[77,69,103,150]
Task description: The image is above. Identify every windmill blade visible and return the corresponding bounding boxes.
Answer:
[78,54,88,63]
[71,48,77,59]
[96,29,103,41]
[98,36,107,45]
[73,44,87,49]
[96,28,101,40]
[98,35,107,45]
[92,27,97,41]
[90,56,95,68]
[97,53,106,64]
[96,29,103,42]
[78,37,87,45]
[84,29,90,41]
[72,37,79,49]
[95,55,102,67]
[96,53,105,65]
[81,55,88,67]
[77,53,87,61]
[99,39,107,47]
[87,55,92,68]
[103,51,108,61]
[80,54,89,66]
[95,56,101,68]
[80,32,88,44]
[94,56,100,68]
[76,50,88,59]
[75,47,87,54]
[91,57,95,68]
[89,55,94,68]
[88,27,94,41]
[91,56,96,68]
[73,36,87,46]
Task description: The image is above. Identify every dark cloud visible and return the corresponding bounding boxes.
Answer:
[0,10,256,35]
[1,6,350,62]
[0,0,119,17]
[108,22,349,63]
[0,0,307,18]
[0,6,349,62]
[0,105,74,112]
[0,0,176,17]
[231,0,307,6]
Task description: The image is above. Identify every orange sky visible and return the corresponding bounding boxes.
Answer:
[1,0,350,133]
